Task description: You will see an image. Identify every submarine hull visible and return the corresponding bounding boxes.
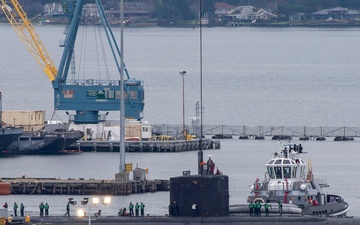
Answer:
[26,215,360,224]
[170,174,229,217]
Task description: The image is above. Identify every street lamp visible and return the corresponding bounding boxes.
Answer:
[180,71,186,140]
[78,196,111,225]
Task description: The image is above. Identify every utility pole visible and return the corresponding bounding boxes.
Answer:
[180,71,186,139]
[115,0,128,182]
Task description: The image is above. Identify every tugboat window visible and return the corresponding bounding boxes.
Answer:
[283,167,291,179]
[292,166,297,178]
[274,167,282,179]
[267,167,274,179]
[274,160,282,164]
[300,166,305,177]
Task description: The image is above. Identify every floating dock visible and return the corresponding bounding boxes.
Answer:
[1,177,169,196]
[70,139,220,152]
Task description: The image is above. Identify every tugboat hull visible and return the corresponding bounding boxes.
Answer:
[302,202,351,217]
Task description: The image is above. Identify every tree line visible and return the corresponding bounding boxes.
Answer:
[13,0,360,19]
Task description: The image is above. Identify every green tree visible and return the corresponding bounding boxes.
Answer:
[154,0,194,20]
[9,0,360,22]
[20,0,44,16]
[200,0,216,18]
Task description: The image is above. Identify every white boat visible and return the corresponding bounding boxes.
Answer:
[244,143,350,217]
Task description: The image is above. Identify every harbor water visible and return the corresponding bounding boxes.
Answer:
[0,25,360,217]
[1,25,360,126]
[0,139,358,217]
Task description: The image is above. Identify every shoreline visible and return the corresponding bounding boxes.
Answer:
[2,20,360,28]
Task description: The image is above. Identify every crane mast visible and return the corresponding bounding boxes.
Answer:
[1,0,145,124]
[0,0,57,81]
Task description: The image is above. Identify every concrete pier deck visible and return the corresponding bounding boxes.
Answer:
[70,139,220,153]
[1,177,169,196]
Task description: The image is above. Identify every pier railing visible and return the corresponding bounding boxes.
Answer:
[152,124,360,138]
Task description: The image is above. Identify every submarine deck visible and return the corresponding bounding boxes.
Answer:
[18,214,360,225]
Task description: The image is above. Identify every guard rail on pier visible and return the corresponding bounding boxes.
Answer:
[70,139,220,152]
[151,124,360,138]
[202,125,360,138]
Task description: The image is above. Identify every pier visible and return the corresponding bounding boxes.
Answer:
[152,124,360,139]
[1,177,169,196]
[70,139,220,152]
[202,125,360,138]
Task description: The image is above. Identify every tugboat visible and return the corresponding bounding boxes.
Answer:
[246,143,350,217]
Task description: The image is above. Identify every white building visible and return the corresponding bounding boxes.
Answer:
[217,4,277,21]
[248,8,277,20]
[44,3,63,16]
[229,6,256,20]
[215,2,236,16]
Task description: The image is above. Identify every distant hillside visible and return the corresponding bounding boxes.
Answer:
[6,0,360,21]
[221,0,360,14]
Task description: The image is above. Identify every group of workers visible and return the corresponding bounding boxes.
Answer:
[38,202,50,217]
[4,200,149,219]
[201,156,222,175]
[248,200,283,217]
[3,202,26,217]
[118,202,145,217]
[3,202,31,225]
[249,201,268,216]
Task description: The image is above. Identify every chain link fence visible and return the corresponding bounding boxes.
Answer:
[152,124,360,138]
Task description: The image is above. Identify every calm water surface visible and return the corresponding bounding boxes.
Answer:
[0,139,358,217]
[0,25,359,217]
[1,25,360,126]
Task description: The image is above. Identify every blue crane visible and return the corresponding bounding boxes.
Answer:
[1,0,144,124]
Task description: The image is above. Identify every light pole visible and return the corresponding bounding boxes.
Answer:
[78,197,111,225]
[180,71,186,139]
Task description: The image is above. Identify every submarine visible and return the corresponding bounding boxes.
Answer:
[13,144,360,225]
[167,145,360,225]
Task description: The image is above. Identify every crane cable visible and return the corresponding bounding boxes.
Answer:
[75,16,87,82]
[97,23,111,80]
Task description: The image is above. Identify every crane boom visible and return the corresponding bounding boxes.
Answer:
[0,0,57,81]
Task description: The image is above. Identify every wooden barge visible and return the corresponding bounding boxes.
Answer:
[1,177,169,196]
[70,139,220,152]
